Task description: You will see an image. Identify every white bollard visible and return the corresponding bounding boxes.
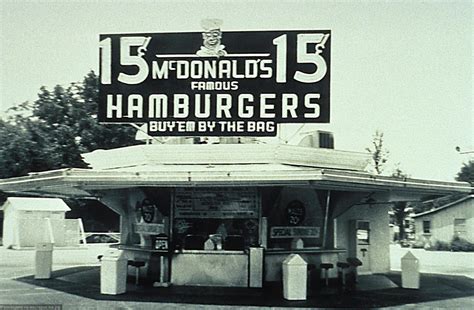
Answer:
[35,243,53,279]
[282,254,307,300]
[401,251,420,289]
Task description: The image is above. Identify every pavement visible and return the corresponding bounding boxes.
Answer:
[0,244,473,309]
[390,244,474,279]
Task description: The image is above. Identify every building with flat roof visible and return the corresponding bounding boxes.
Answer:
[0,142,471,290]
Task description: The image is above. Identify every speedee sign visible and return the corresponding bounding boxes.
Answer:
[99,20,330,136]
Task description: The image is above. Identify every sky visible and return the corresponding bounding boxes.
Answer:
[0,0,472,182]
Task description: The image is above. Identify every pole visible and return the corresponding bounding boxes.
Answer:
[322,190,331,249]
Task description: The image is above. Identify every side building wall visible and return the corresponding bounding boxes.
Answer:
[267,187,324,248]
[414,199,474,244]
[335,203,391,273]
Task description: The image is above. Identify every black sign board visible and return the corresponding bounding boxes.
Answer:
[99,28,330,136]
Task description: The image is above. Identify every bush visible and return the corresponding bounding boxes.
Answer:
[411,239,425,249]
[400,240,411,247]
[450,236,474,252]
[429,240,450,251]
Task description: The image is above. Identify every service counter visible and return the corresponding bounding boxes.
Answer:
[112,244,264,287]
[116,244,168,253]
[171,250,249,286]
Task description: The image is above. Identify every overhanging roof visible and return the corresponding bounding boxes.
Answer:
[1,197,70,212]
[0,165,470,198]
[412,195,474,218]
[0,144,471,199]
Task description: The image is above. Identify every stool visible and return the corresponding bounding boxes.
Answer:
[346,257,363,284]
[320,263,334,286]
[336,262,350,287]
[128,261,146,285]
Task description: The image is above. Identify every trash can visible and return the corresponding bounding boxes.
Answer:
[282,254,307,300]
[100,249,128,295]
[401,251,419,289]
[35,243,53,279]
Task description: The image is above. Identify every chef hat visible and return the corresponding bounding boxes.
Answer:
[201,19,223,31]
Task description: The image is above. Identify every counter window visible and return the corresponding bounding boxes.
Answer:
[173,218,259,250]
[173,188,259,251]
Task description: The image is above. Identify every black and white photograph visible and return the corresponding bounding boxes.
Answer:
[0,0,473,309]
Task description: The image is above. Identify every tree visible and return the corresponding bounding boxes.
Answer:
[0,118,46,178]
[364,131,409,240]
[456,160,474,186]
[365,130,389,175]
[391,166,410,240]
[0,71,140,178]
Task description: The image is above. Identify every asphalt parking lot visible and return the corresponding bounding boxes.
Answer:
[0,244,473,309]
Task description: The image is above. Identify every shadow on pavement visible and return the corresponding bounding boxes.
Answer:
[14,267,474,308]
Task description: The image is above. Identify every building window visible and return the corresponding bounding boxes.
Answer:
[454,218,466,236]
[423,220,431,234]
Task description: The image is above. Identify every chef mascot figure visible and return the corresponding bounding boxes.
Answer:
[196,19,227,57]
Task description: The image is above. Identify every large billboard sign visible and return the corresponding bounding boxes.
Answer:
[99,21,330,136]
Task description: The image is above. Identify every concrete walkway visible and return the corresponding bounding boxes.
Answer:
[0,245,105,279]
[1,245,473,309]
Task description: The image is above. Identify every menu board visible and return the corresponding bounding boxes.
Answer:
[174,187,258,218]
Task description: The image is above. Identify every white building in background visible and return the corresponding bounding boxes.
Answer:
[1,197,84,249]
[413,195,474,244]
